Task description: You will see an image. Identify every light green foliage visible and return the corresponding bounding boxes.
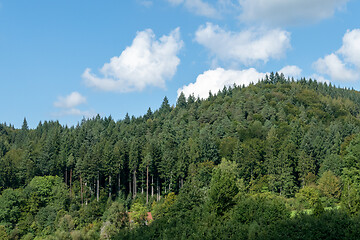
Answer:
[100,201,128,239]
[207,159,239,215]
[295,185,320,209]
[152,192,176,219]
[0,225,8,240]
[129,199,148,227]
[25,176,68,213]
[317,170,341,200]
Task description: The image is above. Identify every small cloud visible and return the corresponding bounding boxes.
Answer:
[138,0,153,7]
[238,0,349,26]
[52,108,96,118]
[167,0,184,5]
[310,74,330,84]
[83,28,183,92]
[166,0,219,18]
[53,92,95,118]
[279,65,302,78]
[177,67,267,99]
[195,23,291,65]
[54,92,87,108]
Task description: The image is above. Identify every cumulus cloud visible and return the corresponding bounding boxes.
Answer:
[279,65,302,78]
[338,29,360,68]
[177,68,267,99]
[54,92,87,108]
[313,54,359,81]
[166,0,218,18]
[195,23,291,65]
[83,28,183,92]
[313,29,360,82]
[239,0,349,26]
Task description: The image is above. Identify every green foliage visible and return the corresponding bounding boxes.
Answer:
[2,78,360,238]
[295,185,320,209]
[317,170,341,200]
[207,159,239,215]
[0,225,8,240]
[231,193,289,225]
[152,192,176,219]
[100,201,128,239]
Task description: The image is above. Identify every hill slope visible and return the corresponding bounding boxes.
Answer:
[2,75,360,238]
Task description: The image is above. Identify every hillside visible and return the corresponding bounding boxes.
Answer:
[2,74,360,239]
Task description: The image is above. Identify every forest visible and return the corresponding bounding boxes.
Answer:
[2,73,360,239]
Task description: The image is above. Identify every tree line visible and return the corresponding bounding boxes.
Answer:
[2,74,360,238]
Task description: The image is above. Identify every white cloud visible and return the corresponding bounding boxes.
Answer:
[54,92,87,108]
[337,29,360,68]
[166,0,219,18]
[310,74,330,84]
[279,65,302,78]
[177,68,267,99]
[52,108,96,118]
[313,29,360,82]
[138,0,153,7]
[83,28,183,92]
[239,0,349,26]
[167,0,184,5]
[195,23,291,65]
[313,53,359,81]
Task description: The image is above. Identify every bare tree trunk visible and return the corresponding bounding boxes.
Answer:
[80,174,83,207]
[69,168,73,197]
[84,182,88,205]
[151,175,154,197]
[65,167,68,185]
[133,170,137,198]
[181,178,183,189]
[129,176,132,196]
[97,172,100,202]
[157,178,160,201]
[146,166,149,204]
[118,172,121,195]
[109,175,112,199]
[169,173,172,192]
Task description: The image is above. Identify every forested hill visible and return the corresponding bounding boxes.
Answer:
[2,75,360,239]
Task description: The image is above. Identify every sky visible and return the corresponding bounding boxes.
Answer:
[0,0,360,128]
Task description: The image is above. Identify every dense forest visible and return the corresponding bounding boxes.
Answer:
[2,74,360,239]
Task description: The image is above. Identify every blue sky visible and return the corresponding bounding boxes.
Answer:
[0,0,359,128]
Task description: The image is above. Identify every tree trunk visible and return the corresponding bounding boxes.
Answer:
[118,172,121,195]
[157,178,160,201]
[151,175,154,197]
[65,167,68,185]
[146,166,149,204]
[169,174,172,192]
[84,182,88,205]
[97,172,100,202]
[80,174,83,207]
[108,175,112,199]
[69,168,73,197]
[133,170,137,198]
